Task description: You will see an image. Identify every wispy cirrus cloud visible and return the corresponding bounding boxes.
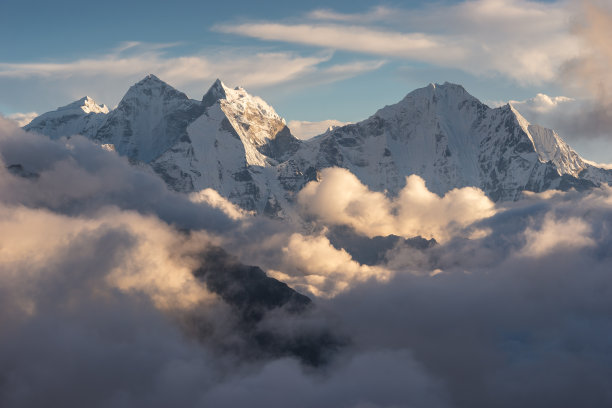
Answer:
[215,23,459,61]
[0,42,384,113]
[0,42,326,86]
[215,0,579,85]
[306,6,397,23]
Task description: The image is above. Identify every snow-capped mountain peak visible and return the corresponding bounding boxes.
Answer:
[23,77,612,215]
[93,75,203,163]
[203,78,284,125]
[24,95,109,139]
[135,73,167,86]
[149,78,300,212]
[33,95,108,117]
[401,81,474,103]
[119,74,190,106]
[71,96,109,114]
[375,81,483,128]
[507,104,588,177]
[202,78,229,107]
[295,81,609,202]
[200,79,299,164]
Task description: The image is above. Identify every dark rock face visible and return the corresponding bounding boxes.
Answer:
[6,164,39,180]
[194,246,311,322]
[259,125,301,161]
[201,78,227,108]
[193,246,345,366]
[93,75,206,163]
[327,226,437,266]
[557,174,598,192]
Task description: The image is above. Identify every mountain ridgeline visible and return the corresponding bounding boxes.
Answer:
[25,75,612,213]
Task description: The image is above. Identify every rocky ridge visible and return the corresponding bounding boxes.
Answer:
[23,76,612,213]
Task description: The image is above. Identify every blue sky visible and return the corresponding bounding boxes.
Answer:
[1,0,611,161]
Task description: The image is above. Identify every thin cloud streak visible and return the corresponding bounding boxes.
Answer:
[0,43,384,112]
[307,6,397,23]
[215,23,465,64]
[0,51,325,87]
[215,0,579,84]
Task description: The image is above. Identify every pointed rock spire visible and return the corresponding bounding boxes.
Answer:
[202,78,229,108]
[121,74,187,102]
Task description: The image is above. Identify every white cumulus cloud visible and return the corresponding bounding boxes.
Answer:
[298,167,496,242]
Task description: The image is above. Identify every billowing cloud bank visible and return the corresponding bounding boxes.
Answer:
[298,167,496,242]
[2,116,612,407]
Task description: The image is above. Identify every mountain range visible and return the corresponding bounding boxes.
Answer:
[24,74,612,214]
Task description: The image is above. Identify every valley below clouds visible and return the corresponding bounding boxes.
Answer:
[2,116,612,407]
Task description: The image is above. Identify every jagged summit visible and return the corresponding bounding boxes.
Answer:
[120,74,183,101]
[426,81,467,91]
[92,75,203,163]
[374,82,482,124]
[202,78,228,107]
[507,104,588,178]
[201,79,285,128]
[200,78,299,161]
[412,82,471,97]
[24,95,109,139]
[433,82,476,103]
[119,74,189,105]
[44,95,109,115]
[136,73,165,85]
[150,77,300,211]
[63,96,109,114]
[405,81,475,104]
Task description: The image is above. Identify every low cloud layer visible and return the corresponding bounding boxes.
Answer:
[6,112,38,126]
[270,233,392,298]
[287,119,350,140]
[2,116,612,407]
